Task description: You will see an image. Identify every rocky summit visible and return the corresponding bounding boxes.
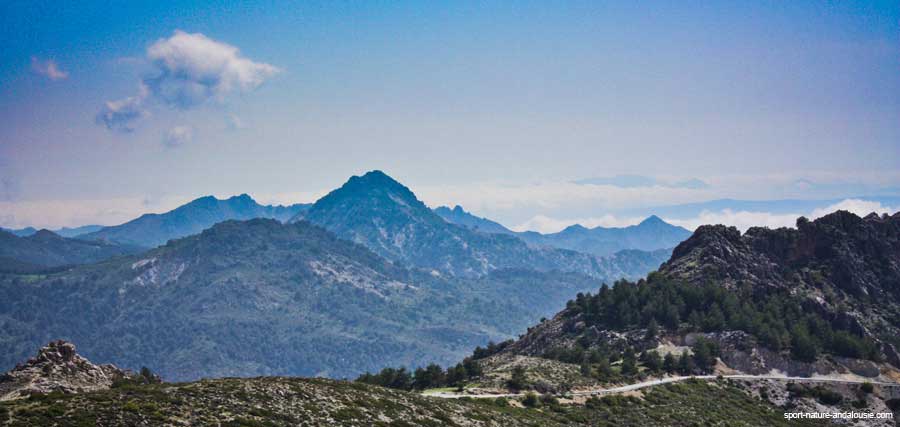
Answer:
[0,341,131,401]
[659,210,900,365]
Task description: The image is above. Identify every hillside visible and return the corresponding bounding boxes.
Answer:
[0,229,142,273]
[462,211,900,396]
[294,171,668,279]
[0,218,610,381]
[0,372,826,426]
[78,194,309,248]
[658,210,900,365]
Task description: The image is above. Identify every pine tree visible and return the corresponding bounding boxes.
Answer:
[663,353,677,374]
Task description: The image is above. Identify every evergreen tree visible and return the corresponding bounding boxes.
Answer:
[663,353,677,374]
[645,318,659,340]
[507,366,528,391]
[641,350,663,373]
[678,349,695,375]
[791,326,819,362]
[620,348,638,376]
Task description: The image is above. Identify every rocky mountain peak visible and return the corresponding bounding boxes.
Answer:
[338,170,420,203]
[0,340,132,400]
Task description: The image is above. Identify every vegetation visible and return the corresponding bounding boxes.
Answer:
[356,358,483,391]
[0,377,827,426]
[563,276,882,362]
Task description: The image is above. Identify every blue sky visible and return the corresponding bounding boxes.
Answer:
[1,1,898,231]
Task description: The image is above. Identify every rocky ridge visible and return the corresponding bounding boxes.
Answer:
[0,341,131,401]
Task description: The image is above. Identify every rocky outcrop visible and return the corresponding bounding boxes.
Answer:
[0,341,131,400]
[659,210,900,364]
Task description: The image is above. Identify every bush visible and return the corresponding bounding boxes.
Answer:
[860,382,874,394]
[522,392,541,408]
[507,366,528,391]
[540,393,559,407]
[815,387,843,405]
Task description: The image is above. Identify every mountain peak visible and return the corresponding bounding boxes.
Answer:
[348,170,404,189]
[638,215,666,226]
[30,229,63,240]
[325,170,420,206]
[560,224,588,233]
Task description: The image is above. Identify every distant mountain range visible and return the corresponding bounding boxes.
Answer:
[0,171,680,380]
[1,225,104,238]
[435,204,691,257]
[0,218,603,380]
[77,194,309,248]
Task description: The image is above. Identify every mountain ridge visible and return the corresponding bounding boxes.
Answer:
[78,194,309,248]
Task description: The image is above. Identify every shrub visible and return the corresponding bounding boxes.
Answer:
[522,392,541,408]
[860,382,874,394]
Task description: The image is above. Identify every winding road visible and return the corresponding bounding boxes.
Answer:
[424,374,900,399]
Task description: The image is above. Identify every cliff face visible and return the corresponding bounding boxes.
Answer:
[0,341,131,401]
[659,210,900,363]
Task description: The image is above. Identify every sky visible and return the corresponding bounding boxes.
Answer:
[1,1,899,232]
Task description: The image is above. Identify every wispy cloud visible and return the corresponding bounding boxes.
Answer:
[96,83,150,132]
[30,57,68,80]
[164,125,194,148]
[98,30,281,131]
[573,175,710,190]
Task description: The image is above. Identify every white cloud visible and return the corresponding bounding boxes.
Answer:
[164,125,194,148]
[417,181,711,215]
[664,199,899,232]
[30,57,68,80]
[96,83,150,132]
[98,30,280,131]
[145,30,281,108]
[226,114,246,130]
[664,210,801,232]
[809,199,897,219]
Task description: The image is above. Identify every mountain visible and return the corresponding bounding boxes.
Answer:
[0,227,37,237]
[433,205,514,235]
[52,225,105,238]
[1,225,104,238]
[293,170,668,279]
[0,229,143,273]
[516,215,692,257]
[77,194,309,248]
[0,218,605,381]
[658,210,900,365]
[469,210,900,393]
